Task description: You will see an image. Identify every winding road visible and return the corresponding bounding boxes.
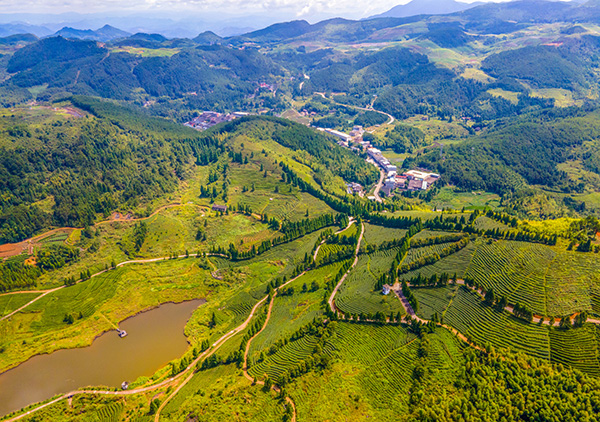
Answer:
[328,222,365,313]
[314,92,394,125]
[4,271,306,422]
[154,272,305,422]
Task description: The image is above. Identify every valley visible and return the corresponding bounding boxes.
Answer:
[3,0,600,420]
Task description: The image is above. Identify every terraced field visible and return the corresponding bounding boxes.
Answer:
[95,401,124,421]
[549,325,600,377]
[161,362,283,421]
[464,240,555,315]
[248,263,341,358]
[315,243,352,264]
[332,323,416,366]
[366,248,399,279]
[402,242,458,266]
[398,239,478,281]
[413,286,458,320]
[444,288,550,359]
[546,252,600,316]
[363,224,407,246]
[335,255,405,316]
[248,334,324,382]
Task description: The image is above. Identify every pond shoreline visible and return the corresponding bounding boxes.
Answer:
[0,298,205,417]
[0,297,206,375]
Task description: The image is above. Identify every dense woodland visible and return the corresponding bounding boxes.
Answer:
[0,98,223,243]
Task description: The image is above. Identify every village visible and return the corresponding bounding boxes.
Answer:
[184,108,440,200]
[184,111,250,131]
[317,126,440,199]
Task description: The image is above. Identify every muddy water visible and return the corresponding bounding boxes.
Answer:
[0,299,204,417]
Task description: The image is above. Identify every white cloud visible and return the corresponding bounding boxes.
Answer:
[0,0,407,18]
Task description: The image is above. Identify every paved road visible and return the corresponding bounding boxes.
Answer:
[372,168,385,203]
[315,92,394,125]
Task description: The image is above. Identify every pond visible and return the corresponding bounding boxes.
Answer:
[0,299,204,417]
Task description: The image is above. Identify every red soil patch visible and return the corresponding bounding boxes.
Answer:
[0,242,26,258]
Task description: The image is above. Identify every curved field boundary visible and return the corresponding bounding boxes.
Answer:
[154,272,306,422]
[0,203,207,260]
[328,222,365,312]
[313,218,354,262]
[0,253,227,322]
[2,272,306,422]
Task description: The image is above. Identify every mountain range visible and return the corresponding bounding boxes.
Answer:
[369,0,481,19]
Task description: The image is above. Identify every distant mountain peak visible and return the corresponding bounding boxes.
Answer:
[369,0,481,19]
[53,25,130,42]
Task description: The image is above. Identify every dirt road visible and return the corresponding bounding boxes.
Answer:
[328,222,364,313]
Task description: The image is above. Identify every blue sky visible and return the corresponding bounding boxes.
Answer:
[0,0,486,20]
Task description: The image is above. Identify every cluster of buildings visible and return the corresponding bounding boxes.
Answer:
[185,111,249,131]
[319,124,440,198]
[346,182,363,196]
[319,125,366,150]
[397,170,440,192]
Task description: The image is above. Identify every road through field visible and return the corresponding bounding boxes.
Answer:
[3,271,306,422]
[0,253,227,323]
[154,271,305,422]
[328,222,365,313]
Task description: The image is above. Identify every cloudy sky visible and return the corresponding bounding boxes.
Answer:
[0,0,484,20]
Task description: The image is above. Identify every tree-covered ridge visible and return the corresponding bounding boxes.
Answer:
[2,37,283,110]
[0,99,223,243]
[481,44,589,91]
[412,107,600,195]
[212,116,379,188]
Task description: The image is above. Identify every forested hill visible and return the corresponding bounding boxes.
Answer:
[1,36,283,111]
[412,107,600,197]
[0,98,223,244]
[211,115,379,187]
[0,100,376,245]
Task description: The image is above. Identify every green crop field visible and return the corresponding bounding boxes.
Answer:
[365,248,399,279]
[0,293,41,317]
[248,263,341,359]
[249,334,326,382]
[549,325,600,377]
[546,252,600,316]
[335,255,405,316]
[464,240,554,315]
[472,216,511,232]
[411,230,456,241]
[398,239,478,281]
[362,223,407,246]
[402,242,458,266]
[444,287,550,359]
[160,363,284,422]
[413,286,458,320]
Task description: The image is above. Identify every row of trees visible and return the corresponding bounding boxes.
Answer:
[402,281,419,312]
[220,214,339,261]
[398,237,470,275]
[406,272,455,288]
